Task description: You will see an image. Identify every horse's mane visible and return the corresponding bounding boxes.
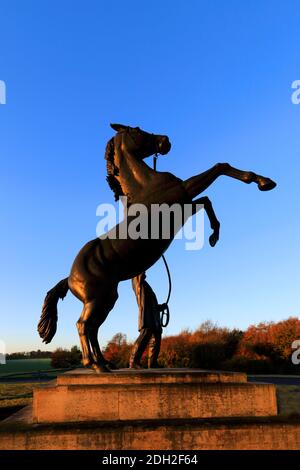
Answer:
[104,137,124,201]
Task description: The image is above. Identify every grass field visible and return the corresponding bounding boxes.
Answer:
[0,359,52,376]
[0,358,71,412]
[0,358,74,383]
[0,382,48,408]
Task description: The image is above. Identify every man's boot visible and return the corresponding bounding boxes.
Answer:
[148,334,160,368]
[129,338,143,369]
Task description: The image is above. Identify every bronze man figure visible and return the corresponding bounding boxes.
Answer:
[130,272,166,369]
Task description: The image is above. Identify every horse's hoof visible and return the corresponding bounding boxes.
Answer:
[209,233,218,247]
[106,361,118,370]
[82,359,93,368]
[91,363,111,373]
[129,363,142,369]
[258,177,277,191]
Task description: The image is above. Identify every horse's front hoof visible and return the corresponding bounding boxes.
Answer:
[91,363,111,373]
[209,232,219,247]
[258,177,277,191]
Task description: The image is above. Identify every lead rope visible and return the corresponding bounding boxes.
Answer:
[153,153,171,328]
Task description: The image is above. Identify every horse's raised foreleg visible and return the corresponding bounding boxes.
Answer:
[192,196,220,247]
[183,163,276,199]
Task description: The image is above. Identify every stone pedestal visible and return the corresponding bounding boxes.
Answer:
[33,368,277,423]
[1,368,300,450]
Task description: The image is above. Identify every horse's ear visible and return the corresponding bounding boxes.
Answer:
[110,123,127,132]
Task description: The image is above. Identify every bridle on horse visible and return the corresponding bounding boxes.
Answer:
[151,136,171,329]
[124,127,172,328]
[153,164,171,327]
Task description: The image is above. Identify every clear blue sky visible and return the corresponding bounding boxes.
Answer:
[1,0,299,353]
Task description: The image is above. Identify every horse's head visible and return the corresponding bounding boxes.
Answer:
[110,123,171,158]
[105,124,171,200]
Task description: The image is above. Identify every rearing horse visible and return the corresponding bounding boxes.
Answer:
[38,123,276,372]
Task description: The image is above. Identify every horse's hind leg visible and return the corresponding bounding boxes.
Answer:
[88,289,119,373]
[76,301,95,369]
[183,163,276,199]
[77,300,105,370]
[76,287,119,373]
[77,300,110,373]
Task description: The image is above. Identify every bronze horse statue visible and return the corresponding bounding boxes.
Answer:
[38,123,276,372]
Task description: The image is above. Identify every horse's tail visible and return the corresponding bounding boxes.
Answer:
[38,278,69,344]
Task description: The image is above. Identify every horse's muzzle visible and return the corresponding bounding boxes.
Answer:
[158,137,171,155]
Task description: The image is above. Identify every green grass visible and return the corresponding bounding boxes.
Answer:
[0,382,48,408]
[0,359,52,377]
[0,359,75,384]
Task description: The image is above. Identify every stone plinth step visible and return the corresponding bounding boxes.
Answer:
[57,368,247,385]
[1,407,299,450]
[33,369,277,424]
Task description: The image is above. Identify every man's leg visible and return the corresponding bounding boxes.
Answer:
[148,330,162,368]
[129,328,152,368]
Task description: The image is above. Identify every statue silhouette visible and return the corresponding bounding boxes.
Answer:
[38,123,276,372]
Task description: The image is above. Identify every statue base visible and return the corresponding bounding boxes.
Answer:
[32,368,276,423]
[1,368,300,449]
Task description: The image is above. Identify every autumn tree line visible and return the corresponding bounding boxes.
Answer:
[102,317,300,374]
[7,317,300,374]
